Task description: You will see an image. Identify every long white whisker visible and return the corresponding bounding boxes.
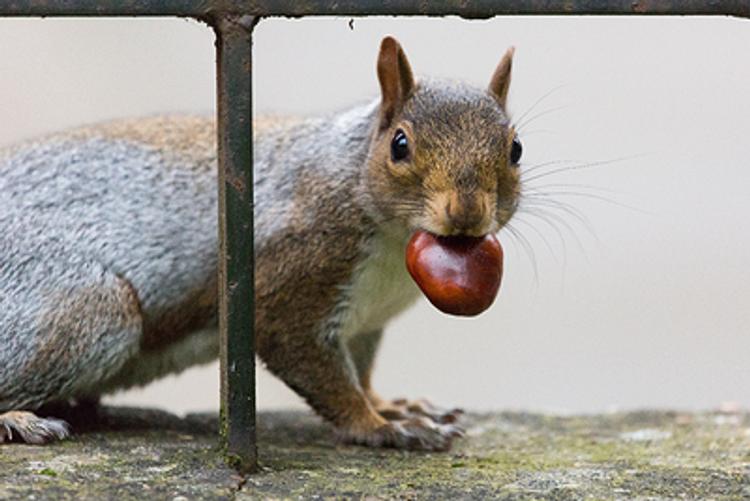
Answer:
[523,190,651,215]
[521,198,599,244]
[516,105,568,133]
[515,129,557,139]
[502,222,539,286]
[511,214,558,262]
[517,208,568,258]
[522,154,647,184]
[511,84,568,129]
[521,159,586,178]
[519,205,587,259]
[513,213,568,271]
[524,182,621,195]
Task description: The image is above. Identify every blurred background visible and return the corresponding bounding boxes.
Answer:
[1,16,748,415]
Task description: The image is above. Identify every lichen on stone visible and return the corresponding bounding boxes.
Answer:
[0,406,748,500]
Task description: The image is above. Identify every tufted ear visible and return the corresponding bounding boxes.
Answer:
[488,47,515,109]
[377,36,415,127]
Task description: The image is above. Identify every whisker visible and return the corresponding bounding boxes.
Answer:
[515,104,568,133]
[502,222,539,286]
[521,159,584,178]
[511,214,558,261]
[511,84,569,130]
[524,182,621,195]
[521,198,599,244]
[522,154,647,184]
[512,213,567,269]
[515,129,557,139]
[499,223,523,258]
[523,190,651,215]
[516,208,569,258]
[523,196,594,230]
[518,205,587,259]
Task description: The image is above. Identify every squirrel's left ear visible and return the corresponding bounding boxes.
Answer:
[377,36,415,127]
[488,47,515,109]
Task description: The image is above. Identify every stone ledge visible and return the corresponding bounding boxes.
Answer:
[1,406,748,500]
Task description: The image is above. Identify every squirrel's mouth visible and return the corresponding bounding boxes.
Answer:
[412,211,502,239]
[405,230,504,317]
[412,222,498,240]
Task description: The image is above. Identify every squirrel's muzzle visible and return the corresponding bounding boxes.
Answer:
[437,191,494,237]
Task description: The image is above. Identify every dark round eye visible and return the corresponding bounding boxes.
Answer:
[390,129,410,162]
[510,136,523,165]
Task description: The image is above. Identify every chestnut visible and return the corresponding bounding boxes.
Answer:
[405,231,503,316]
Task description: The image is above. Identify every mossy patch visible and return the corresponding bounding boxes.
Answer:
[1,407,748,500]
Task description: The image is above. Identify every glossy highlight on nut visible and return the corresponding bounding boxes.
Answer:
[405,231,504,316]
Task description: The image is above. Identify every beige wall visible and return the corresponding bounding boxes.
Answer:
[2,16,749,414]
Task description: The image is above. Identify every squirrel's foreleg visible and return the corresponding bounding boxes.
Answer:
[259,328,387,436]
[346,329,383,399]
[260,328,462,451]
[347,330,464,427]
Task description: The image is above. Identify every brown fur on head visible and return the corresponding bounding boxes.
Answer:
[366,36,520,237]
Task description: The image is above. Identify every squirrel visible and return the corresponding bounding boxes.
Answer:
[0,36,520,451]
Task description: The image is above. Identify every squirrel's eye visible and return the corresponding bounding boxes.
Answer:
[510,136,522,165]
[390,129,410,162]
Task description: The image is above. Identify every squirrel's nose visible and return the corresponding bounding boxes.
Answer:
[446,192,486,235]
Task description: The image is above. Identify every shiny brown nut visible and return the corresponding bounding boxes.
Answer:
[406,231,503,316]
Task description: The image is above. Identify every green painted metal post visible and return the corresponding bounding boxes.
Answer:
[215,13,258,474]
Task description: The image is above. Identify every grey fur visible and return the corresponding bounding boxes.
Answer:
[0,66,517,449]
[0,132,215,409]
[0,101,380,411]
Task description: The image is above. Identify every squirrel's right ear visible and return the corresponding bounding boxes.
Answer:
[377,36,415,127]
[489,47,515,109]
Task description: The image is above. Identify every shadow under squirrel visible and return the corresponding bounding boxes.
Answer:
[0,36,521,451]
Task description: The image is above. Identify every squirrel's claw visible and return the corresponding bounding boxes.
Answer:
[0,411,70,445]
[377,398,464,425]
[340,416,464,452]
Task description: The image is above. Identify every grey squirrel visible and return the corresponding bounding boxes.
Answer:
[0,36,520,451]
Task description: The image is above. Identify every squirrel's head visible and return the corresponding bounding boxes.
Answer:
[365,36,520,238]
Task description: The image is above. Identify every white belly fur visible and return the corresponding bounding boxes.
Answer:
[338,227,421,342]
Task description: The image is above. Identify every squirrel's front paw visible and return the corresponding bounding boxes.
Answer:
[376,398,464,425]
[0,411,70,445]
[340,416,464,452]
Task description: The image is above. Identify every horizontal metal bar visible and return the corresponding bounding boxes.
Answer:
[0,1,214,17]
[0,0,748,19]
[244,1,750,19]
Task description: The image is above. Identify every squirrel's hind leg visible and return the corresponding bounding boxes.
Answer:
[0,411,70,444]
[0,254,143,443]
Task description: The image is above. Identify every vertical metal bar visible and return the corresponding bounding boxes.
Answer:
[215,13,257,474]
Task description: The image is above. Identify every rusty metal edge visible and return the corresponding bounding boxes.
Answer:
[215,12,258,474]
[0,0,748,18]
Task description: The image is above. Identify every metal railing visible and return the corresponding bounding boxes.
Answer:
[2,0,747,474]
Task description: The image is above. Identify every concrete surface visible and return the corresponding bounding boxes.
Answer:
[1,406,748,500]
